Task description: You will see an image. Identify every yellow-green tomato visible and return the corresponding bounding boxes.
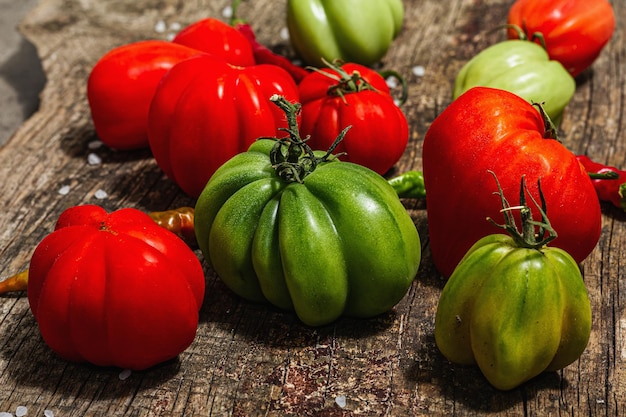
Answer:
[286,0,404,67]
[454,40,575,122]
[194,138,421,327]
[434,233,591,391]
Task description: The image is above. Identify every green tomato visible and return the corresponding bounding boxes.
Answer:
[434,175,591,391]
[435,234,591,390]
[454,40,575,122]
[286,0,404,67]
[194,138,421,327]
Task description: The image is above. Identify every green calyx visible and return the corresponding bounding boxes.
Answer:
[506,23,547,51]
[486,170,557,250]
[532,101,559,141]
[310,58,379,101]
[268,95,347,183]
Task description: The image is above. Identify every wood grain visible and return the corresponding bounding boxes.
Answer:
[0,0,624,415]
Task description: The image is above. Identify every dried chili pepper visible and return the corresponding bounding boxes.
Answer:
[230,0,310,83]
[576,155,625,211]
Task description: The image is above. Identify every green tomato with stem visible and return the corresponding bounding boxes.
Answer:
[194,95,421,327]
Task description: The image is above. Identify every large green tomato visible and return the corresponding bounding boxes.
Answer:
[286,0,404,67]
[454,40,575,122]
[194,100,421,327]
[434,176,591,390]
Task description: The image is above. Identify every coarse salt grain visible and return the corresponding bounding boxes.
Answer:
[222,6,233,19]
[0,412,12,417]
[154,20,167,33]
[119,369,132,380]
[169,22,181,31]
[94,189,108,200]
[412,65,425,77]
[15,406,26,417]
[87,153,102,165]
[58,185,71,195]
[280,27,289,40]
[44,411,55,417]
[335,395,347,408]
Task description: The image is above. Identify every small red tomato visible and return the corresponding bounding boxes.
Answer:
[147,54,300,198]
[298,63,408,175]
[28,205,205,370]
[87,40,204,150]
[507,0,615,77]
[172,17,256,67]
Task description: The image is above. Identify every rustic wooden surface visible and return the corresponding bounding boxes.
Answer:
[0,0,624,415]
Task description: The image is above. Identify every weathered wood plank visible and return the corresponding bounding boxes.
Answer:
[1,0,625,415]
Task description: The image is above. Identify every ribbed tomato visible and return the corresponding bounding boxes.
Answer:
[147,54,300,197]
[507,0,616,77]
[28,205,205,370]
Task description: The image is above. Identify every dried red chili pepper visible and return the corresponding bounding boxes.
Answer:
[230,0,309,83]
[576,155,626,211]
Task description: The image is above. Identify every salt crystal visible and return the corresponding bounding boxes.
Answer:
[154,20,167,33]
[335,395,347,408]
[58,185,71,195]
[119,368,132,380]
[412,65,425,77]
[44,411,55,417]
[166,33,176,41]
[222,6,233,19]
[279,27,290,40]
[87,153,102,165]
[15,406,26,417]
[94,189,108,200]
[0,412,13,417]
[169,22,181,31]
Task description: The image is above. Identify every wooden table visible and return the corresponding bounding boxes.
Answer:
[1,0,624,415]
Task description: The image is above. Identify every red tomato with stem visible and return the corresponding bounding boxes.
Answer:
[422,87,601,278]
[147,54,300,198]
[87,40,205,150]
[27,205,205,370]
[298,62,408,175]
[507,0,615,77]
[172,17,256,67]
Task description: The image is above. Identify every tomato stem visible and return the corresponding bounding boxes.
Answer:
[268,94,347,183]
[532,102,559,141]
[487,171,557,249]
[307,59,380,104]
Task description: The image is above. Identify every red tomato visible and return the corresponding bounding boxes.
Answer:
[147,54,300,198]
[87,40,205,150]
[507,0,615,77]
[422,87,601,278]
[27,205,205,370]
[172,17,256,67]
[298,63,408,175]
